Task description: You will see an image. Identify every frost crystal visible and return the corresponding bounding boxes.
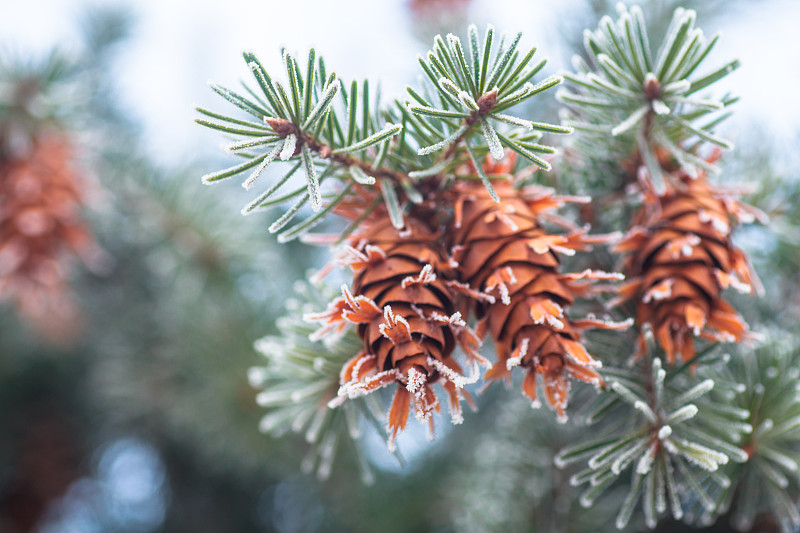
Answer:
[480,119,505,160]
[280,134,297,161]
[243,143,282,190]
[301,144,322,211]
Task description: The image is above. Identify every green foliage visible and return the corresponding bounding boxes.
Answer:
[714,337,800,532]
[406,24,570,194]
[198,25,569,240]
[190,5,800,533]
[556,355,751,529]
[0,50,76,153]
[450,393,620,533]
[2,1,798,531]
[560,4,738,190]
[198,49,403,231]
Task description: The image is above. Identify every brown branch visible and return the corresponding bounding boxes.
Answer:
[307,136,410,186]
[267,85,500,204]
[267,117,412,187]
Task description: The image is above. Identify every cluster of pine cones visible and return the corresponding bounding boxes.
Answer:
[307,148,760,445]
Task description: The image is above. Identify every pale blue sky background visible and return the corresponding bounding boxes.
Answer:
[2,0,799,166]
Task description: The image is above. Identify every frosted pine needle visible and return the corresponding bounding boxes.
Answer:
[243,143,282,190]
[556,353,750,527]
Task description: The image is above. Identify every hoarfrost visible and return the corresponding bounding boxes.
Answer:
[279,134,297,161]
[301,144,322,211]
[637,443,659,475]
[480,118,505,160]
[667,404,699,424]
[243,143,282,190]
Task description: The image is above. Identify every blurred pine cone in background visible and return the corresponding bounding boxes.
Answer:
[0,63,108,344]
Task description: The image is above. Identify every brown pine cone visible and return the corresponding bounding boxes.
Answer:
[308,192,482,448]
[0,135,106,342]
[449,163,628,421]
[613,165,762,365]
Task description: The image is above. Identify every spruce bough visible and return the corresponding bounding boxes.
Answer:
[197,8,797,531]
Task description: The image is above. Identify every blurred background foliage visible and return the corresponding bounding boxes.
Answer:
[0,1,797,532]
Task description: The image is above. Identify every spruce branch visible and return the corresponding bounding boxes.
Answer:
[561,4,738,191]
[557,355,751,529]
[450,395,620,533]
[405,24,572,198]
[199,26,569,235]
[708,338,800,532]
[198,49,408,239]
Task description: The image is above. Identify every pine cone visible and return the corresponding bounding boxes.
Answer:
[0,135,104,341]
[309,193,481,449]
[613,165,762,364]
[449,162,628,421]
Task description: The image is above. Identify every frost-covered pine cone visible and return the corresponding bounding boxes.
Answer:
[448,154,629,420]
[308,190,484,449]
[613,153,763,364]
